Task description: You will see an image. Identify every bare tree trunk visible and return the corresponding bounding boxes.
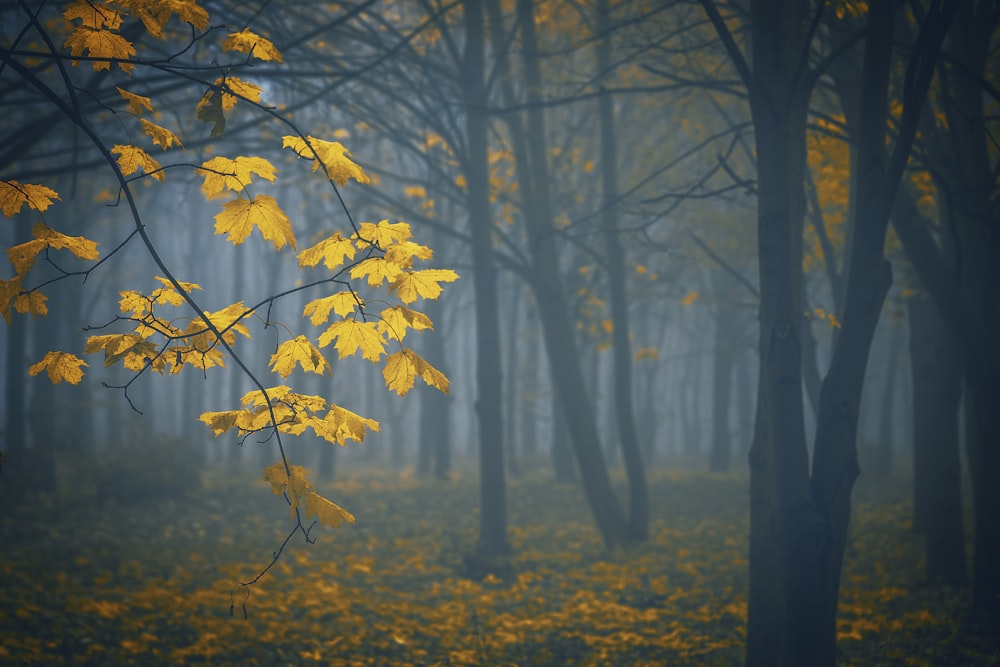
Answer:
[463,0,508,557]
[514,0,629,547]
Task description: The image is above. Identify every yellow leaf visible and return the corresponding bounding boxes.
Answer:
[390,269,459,304]
[318,318,385,362]
[140,119,182,150]
[13,291,47,318]
[202,302,251,342]
[216,76,263,111]
[112,145,163,181]
[29,351,87,385]
[116,87,153,115]
[199,409,242,436]
[7,239,46,275]
[354,219,411,249]
[303,291,361,325]
[312,404,380,445]
[383,349,449,395]
[269,335,330,377]
[384,241,433,269]
[200,156,277,198]
[118,290,149,316]
[382,349,417,395]
[63,27,136,73]
[260,463,312,518]
[297,232,357,271]
[404,185,426,198]
[214,195,295,249]
[32,223,100,261]
[304,491,355,527]
[0,181,60,217]
[682,290,699,306]
[378,305,432,342]
[63,0,124,29]
[165,0,210,30]
[282,135,369,186]
[223,28,283,63]
[350,257,402,287]
[0,276,23,324]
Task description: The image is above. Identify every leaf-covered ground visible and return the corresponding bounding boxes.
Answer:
[1,461,997,666]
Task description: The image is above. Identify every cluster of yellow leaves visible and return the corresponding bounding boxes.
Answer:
[200,385,379,448]
[297,218,456,396]
[260,462,355,527]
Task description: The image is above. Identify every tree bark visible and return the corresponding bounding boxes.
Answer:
[462,0,508,556]
[596,0,648,540]
[515,0,629,547]
[908,294,966,584]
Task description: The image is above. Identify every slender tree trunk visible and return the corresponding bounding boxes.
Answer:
[596,0,647,539]
[908,294,966,584]
[418,297,451,480]
[463,0,508,556]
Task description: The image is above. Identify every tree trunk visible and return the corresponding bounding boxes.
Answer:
[463,0,508,557]
[908,294,966,584]
[515,0,629,547]
[596,0,647,539]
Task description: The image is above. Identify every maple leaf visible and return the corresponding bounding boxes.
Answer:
[383,349,449,396]
[217,76,263,111]
[223,28,283,63]
[13,291,48,318]
[385,241,434,269]
[297,232,357,271]
[304,491,355,527]
[350,257,402,287]
[318,318,385,362]
[378,305,432,342]
[153,275,202,295]
[63,0,124,29]
[63,27,136,73]
[140,119,182,150]
[200,156,277,198]
[312,404,380,445]
[118,290,150,316]
[0,276,23,324]
[29,351,88,385]
[165,0,210,30]
[33,223,100,260]
[269,335,330,377]
[7,239,46,275]
[112,145,163,181]
[0,181,60,217]
[202,302,251,343]
[116,87,154,115]
[282,136,370,186]
[354,219,411,249]
[199,409,242,436]
[303,292,361,325]
[390,269,459,304]
[214,195,295,249]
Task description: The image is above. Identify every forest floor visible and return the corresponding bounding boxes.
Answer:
[1,455,998,666]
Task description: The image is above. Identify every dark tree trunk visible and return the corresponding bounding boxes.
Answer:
[508,0,629,547]
[703,0,956,664]
[417,298,451,479]
[463,0,508,557]
[908,294,966,584]
[596,0,647,539]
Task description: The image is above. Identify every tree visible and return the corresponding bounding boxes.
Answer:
[0,0,455,606]
[701,0,957,663]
